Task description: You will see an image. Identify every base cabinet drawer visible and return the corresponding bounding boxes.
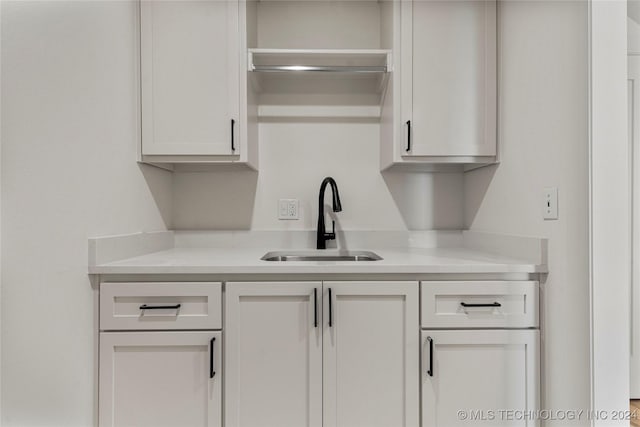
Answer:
[421,330,539,427]
[99,331,222,427]
[100,282,222,330]
[421,281,538,328]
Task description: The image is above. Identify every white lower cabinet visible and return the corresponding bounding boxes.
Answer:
[98,282,223,427]
[323,282,420,427]
[97,280,539,427]
[99,331,222,427]
[421,330,539,427]
[224,282,323,427]
[224,281,419,427]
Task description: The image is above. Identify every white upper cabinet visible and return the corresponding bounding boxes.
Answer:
[381,0,498,170]
[406,0,497,158]
[138,0,497,169]
[140,0,256,168]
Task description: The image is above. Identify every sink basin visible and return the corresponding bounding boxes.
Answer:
[261,250,383,262]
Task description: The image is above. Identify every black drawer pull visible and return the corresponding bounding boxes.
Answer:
[406,120,411,152]
[139,304,181,310]
[427,336,433,377]
[328,288,333,327]
[314,288,318,328]
[209,337,216,378]
[231,119,236,152]
[460,302,501,308]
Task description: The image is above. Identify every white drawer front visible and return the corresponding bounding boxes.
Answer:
[421,281,538,328]
[100,282,222,330]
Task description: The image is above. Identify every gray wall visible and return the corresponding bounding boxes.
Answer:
[1,2,172,424]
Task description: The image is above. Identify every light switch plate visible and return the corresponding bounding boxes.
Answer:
[543,187,558,220]
[278,199,299,220]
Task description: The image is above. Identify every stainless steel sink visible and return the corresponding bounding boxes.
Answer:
[261,250,383,262]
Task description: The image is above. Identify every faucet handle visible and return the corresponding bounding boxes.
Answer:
[325,220,336,241]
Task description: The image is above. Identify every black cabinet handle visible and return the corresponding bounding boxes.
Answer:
[328,288,333,327]
[231,119,236,152]
[406,120,411,152]
[209,337,216,379]
[460,302,501,308]
[427,336,433,377]
[314,288,318,328]
[139,304,181,310]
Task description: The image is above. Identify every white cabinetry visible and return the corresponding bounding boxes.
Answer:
[323,282,419,427]
[381,0,497,170]
[100,282,221,330]
[224,281,419,427]
[138,0,496,169]
[420,281,538,328]
[224,282,323,427]
[99,331,222,427]
[140,0,256,168]
[98,282,223,427]
[420,281,540,427]
[96,279,539,427]
[421,330,539,427]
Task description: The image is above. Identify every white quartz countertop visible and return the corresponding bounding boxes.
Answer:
[89,246,546,275]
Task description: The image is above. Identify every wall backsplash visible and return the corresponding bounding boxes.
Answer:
[172,121,465,230]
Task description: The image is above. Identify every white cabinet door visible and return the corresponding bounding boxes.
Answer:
[224,282,323,427]
[323,282,419,427]
[140,0,240,156]
[99,331,222,427]
[421,330,539,427]
[401,0,496,158]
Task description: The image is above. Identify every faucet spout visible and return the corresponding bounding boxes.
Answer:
[317,177,342,250]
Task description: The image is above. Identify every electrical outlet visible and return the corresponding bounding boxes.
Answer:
[278,199,299,220]
[543,187,558,220]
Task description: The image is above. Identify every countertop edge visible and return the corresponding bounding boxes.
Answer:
[89,264,547,276]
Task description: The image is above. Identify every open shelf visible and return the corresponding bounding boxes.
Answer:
[248,49,392,119]
[249,49,391,73]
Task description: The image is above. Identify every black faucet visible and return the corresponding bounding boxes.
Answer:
[317,177,342,250]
